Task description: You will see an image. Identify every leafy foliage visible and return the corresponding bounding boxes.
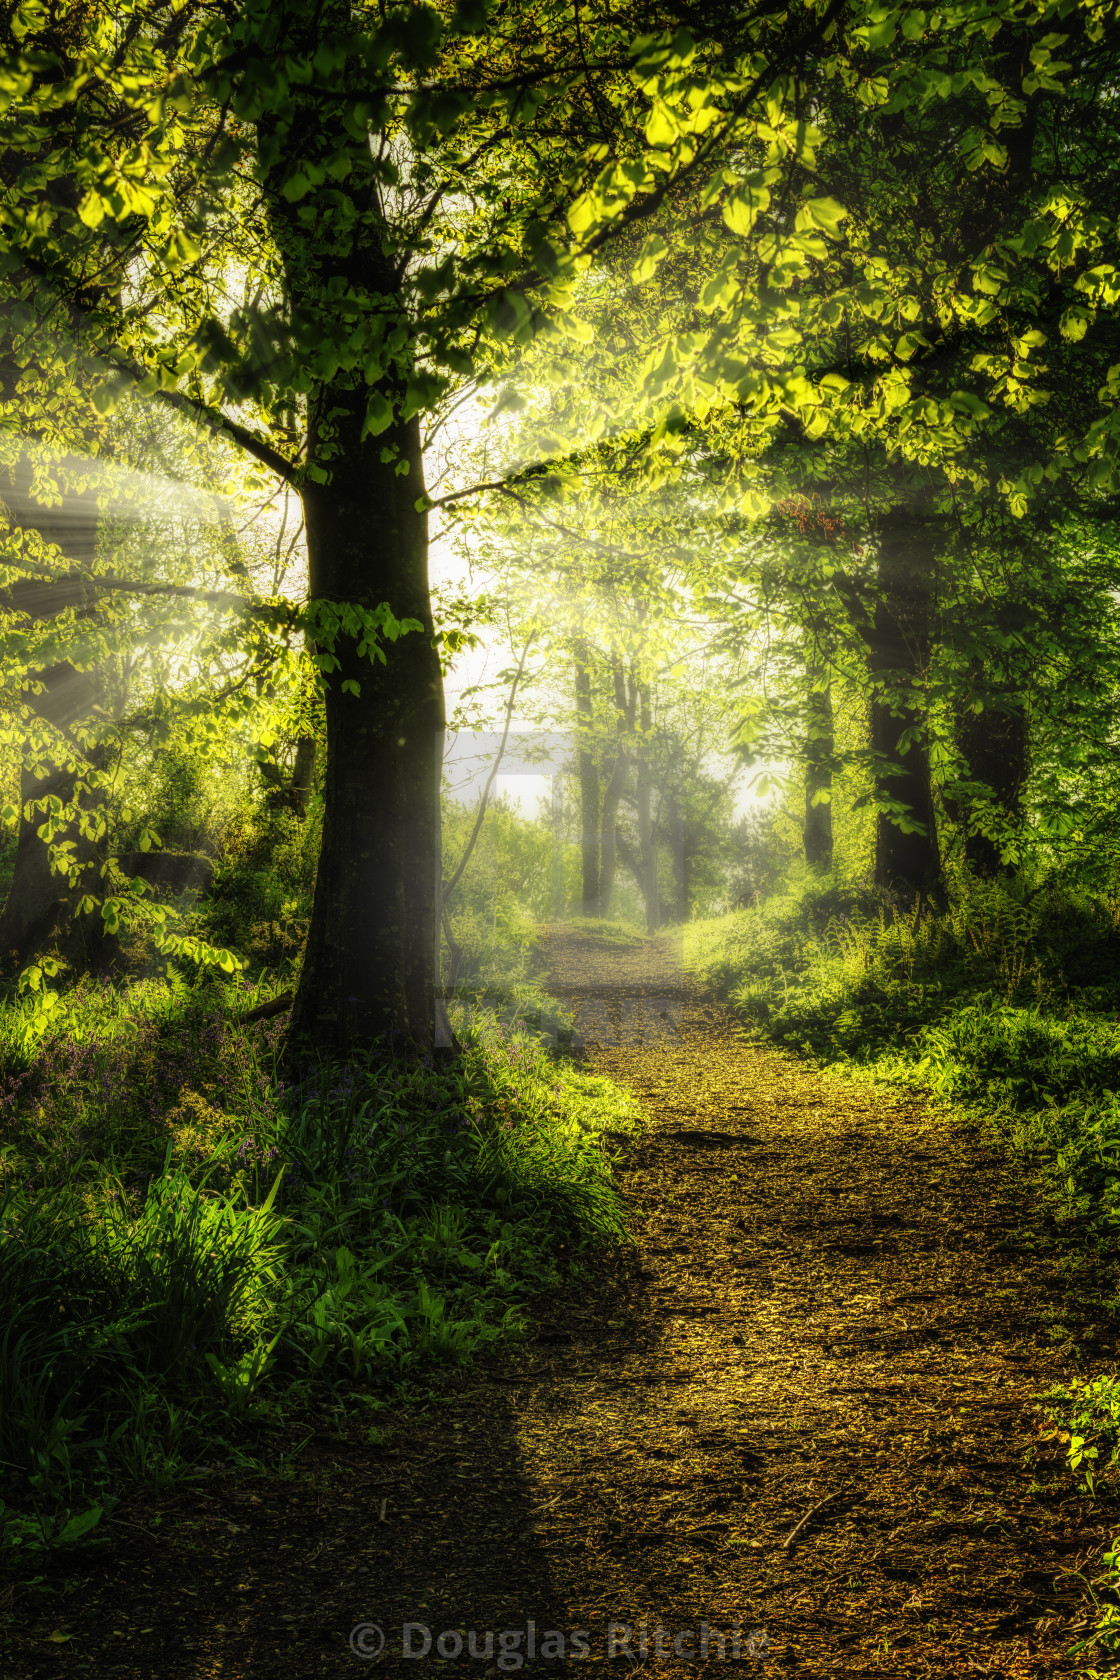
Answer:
[688,871,1120,1228]
[0,974,636,1543]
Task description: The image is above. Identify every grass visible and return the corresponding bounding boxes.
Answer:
[0,971,638,1552]
[686,868,1120,1232]
[556,917,650,949]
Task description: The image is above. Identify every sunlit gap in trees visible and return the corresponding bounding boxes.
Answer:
[1,437,309,707]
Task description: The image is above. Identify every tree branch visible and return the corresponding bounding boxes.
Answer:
[136,376,299,485]
[0,557,270,614]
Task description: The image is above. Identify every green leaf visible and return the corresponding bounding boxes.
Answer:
[362,391,394,437]
[644,102,679,148]
[167,226,201,266]
[489,288,531,339]
[452,0,491,31]
[77,192,105,229]
[723,184,769,238]
[489,385,526,418]
[559,314,594,344]
[629,233,669,285]
[948,390,990,418]
[57,1506,102,1546]
[280,167,313,202]
[797,196,847,239]
[92,381,121,416]
[567,193,597,236]
[402,370,449,419]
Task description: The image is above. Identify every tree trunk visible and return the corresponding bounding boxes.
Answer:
[869,511,941,898]
[636,680,659,931]
[573,638,599,916]
[615,831,645,895]
[1,760,80,967]
[260,733,317,817]
[551,773,563,920]
[291,734,316,820]
[597,762,627,917]
[803,679,834,871]
[953,681,1029,876]
[286,400,443,1056]
[0,459,104,970]
[596,660,632,919]
[667,793,687,923]
[259,5,444,1055]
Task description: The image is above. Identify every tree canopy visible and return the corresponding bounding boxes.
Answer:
[3,0,1120,1042]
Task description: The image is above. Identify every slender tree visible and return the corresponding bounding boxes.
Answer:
[803,679,834,872]
[573,636,601,916]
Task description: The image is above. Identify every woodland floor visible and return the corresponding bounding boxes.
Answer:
[4,928,1120,1678]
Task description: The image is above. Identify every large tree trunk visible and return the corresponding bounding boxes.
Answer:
[259,3,444,1055]
[573,638,600,916]
[287,400,443,1055]
[870,511,941,897]
[803,679,834,871]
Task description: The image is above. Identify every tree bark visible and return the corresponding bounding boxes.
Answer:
[259,3,444,1054]
[260,732,317,817]
[286,400,443,1055]
[291,734,316,820]
[573,638,600,916]
[803,679,834,871]
[869,511,941,898]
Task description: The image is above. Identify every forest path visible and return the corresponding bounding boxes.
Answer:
[498,924,1120,1676]
[361,926,1118,1677]
[10,929,1117,1680]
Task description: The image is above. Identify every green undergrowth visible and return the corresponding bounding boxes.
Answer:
[557,916,649,948]
[0,974,637,1553]
[687,870,1120,1238]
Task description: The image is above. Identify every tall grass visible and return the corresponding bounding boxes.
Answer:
[0,975,637,1547]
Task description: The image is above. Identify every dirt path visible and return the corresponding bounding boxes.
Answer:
[5,929,1118,1678]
